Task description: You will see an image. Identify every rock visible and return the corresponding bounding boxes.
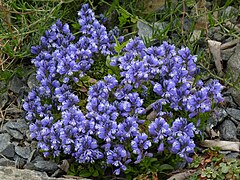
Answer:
[14,156,26,169]
[221,46,235,61]
[213,32,223,41]
[226,108,240,122]
[220,6,239,23]
[0,92,9,109]
[31,155,45,163]
[5,119,28,134]
[227,43,240,81]
[0,166,80,180]
[15,146,31,159]
[218,119,238,141]
[1,144,15,159]
[17,87,29,108]
[0,133,11,152]
[223,95,238,108]
[224,152,239,160]
[24,160,59,174]
[27,73,38,90]
[212,107,228,124]
[3,119,28,140]
[8,76,25,94]
[5,128,24,140]
[27,149,37,163]
[0,158,15,167]
[208,27,220,39]
[237,124,240,139]
[137,21,166,39]
[230,117,239,126]
[51,169,65,178]
[227,87,240,107]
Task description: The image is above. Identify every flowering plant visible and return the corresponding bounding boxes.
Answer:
[23,3,224,178]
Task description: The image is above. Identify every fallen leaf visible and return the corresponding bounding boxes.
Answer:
[144,0,166,13]
[208,39,223,76]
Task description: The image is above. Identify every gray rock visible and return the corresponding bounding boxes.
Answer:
[0,133,11,152]
[221,47,235,61]
[24,160,58,174]
[5,128,24,140]
[5,119,28,134]
[230,117,240,126]
[209,27,221,40]
[31,155,45,163]
[8,76,25,94]
[137,21,166,39]
[0,92,9,109]
[224,152,239,160]
[218,119,238,141]
[213,32,223,41]
[226,108,240,122]
[212,107,228,124]
[227,43,240,81]
[1,144,15,159]
[0,158,15,167]
[227,87,240,107]
[223,95,238,108]
[50,169,65,178]
[17,87,29,108]
[15,146,31,159]
[237,124,240,139]
[220,6,239,23]
[0,166,80,180]
[27,73,38,89]
[27,149,37,163]
[14,155,26,169]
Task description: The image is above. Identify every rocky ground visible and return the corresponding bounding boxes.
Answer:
[0,2,239,180]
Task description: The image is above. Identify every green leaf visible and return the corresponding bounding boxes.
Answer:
[131,16,138,23]
[119,16,129,27]
[79,169,92,178]
[72,23,80,30]
[220,163,230,174]
[92,170,99,177]
[89,166,94,173]
[106,0,119,16]
[158,164,174,172]
[113,37,130,54]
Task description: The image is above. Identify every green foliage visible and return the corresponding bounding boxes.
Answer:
[67,161,106,179]
[125,157,174,180]
[189,147,240,180]
[0,0,84,69]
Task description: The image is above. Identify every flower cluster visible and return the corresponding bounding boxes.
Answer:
[24,3,224,176]
[111,38,224,118]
